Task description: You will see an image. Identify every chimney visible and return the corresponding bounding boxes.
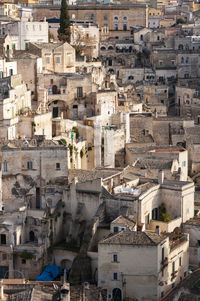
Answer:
[158,170,164,184]
[155,225,160,235]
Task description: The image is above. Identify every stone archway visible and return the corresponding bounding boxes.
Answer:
[112,288,122,301]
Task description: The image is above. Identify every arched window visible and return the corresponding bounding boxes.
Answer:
[128,75,134,80]
[178,44,183,50]
[123,16,127,21]
[186,57,189,64]
[100,46,106,51]
[114,16,118,21]
[181,57,184,64]
[108,46,114,50]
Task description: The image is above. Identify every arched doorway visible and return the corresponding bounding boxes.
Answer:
[112,288,122,301]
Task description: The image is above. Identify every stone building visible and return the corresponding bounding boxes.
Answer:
[126,145,188,181]
[13,52,43,102]
[150,48,177,82]
[98,229,189,301]
[0,138,68,211]
[71,21,100,58]
[0,208,49,279]
[37,72,95,120]
[28,42,76,74]
[32,4,149,39]
[143,83,169,116]
[176,85,200,122]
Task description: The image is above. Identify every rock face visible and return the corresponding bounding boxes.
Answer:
[69,253,92,285]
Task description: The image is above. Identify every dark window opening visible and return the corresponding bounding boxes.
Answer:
[1,234,6,245]
[114,226,119,233]
[27,161,33,170]
[29,231,35,242]
[113,254,118,262]
[22,259,26,264]
[56,163,60,170]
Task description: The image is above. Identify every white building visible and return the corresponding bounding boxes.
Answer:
[0,20,48,50]
[0,58,17,78]
[0,74,31,140]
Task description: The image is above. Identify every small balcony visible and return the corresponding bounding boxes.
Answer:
[171,270,178,281]
[161,257,168,269]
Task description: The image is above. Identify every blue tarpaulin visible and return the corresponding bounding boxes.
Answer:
[36,265,61,281]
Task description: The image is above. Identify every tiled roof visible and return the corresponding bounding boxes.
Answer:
[100,230,165,246]
[135,159,172,169]
[68,168,121,183]
[111,215,136,230]
[184,217,200,226]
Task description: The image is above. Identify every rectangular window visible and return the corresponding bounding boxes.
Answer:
[46,57,50,64]
[2,254,7,260]
[179,257,182,266]
[3,162,8,172]
[172,261,175,273]
[56,163,60,170]
[1,234,6,245]
[21,259,26,264]
[27,161,33,170]
[77,87,83,98]
[25,42,29,50]
[182,161,186,167]
[162,247,165,262]
[114,226,118,233]
[56,56,60,63]
[113,254,118,262]
[112,272,118,280]
[49,188,55,194]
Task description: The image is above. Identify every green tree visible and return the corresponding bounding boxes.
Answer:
[58,0,71,43]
